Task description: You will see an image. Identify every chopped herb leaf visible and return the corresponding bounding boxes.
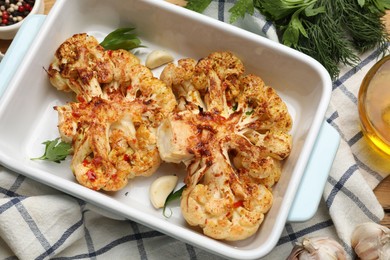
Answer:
[246,110,254,115]
[31,138,72,163]
[100,28,144,51]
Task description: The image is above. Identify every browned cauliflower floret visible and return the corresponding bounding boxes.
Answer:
[47,33,114,102]
[57,95,160,191]
[49,33,177,191]
[157,51,292,241]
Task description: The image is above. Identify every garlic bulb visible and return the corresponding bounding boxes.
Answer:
[287,237,347,260]
[351,222,390,260]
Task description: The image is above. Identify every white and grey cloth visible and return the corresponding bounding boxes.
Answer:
[0,1,388,259]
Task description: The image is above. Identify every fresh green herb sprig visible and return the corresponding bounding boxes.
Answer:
[186,0,254,23]
[31,138,72,163]
[228,0,255,23]
[185,0,390,79]
[100,28,144,51]
[255,0,390,79]
[163,185,186,218]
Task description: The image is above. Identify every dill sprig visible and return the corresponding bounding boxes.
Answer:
[257,0,390,79]
[342,0,389,54]
[292,0,361,79]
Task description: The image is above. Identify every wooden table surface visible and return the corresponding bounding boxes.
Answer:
[0,0,389,228]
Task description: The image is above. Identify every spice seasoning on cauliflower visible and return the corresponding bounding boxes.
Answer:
[157,51,293,241]
[47,33,176,191]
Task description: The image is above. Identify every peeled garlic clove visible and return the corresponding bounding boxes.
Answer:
[351,222,390,260]
[145,50,174,69]
[149,175,178,209]
[287,237,347,260]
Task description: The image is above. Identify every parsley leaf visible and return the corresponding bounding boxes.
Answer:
[282,7,308,47]
[229,0,254,23]
[31,138,72,163]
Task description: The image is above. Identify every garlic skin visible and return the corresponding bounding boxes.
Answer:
[287,237,347,260]
[351,222,390,260]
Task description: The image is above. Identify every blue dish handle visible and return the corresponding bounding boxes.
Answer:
[287,121,340,222]
[0,15,46,98]
[0,14,340,222]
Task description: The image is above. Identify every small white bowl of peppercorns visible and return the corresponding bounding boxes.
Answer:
[0,0,44,40]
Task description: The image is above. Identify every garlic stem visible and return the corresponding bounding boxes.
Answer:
[302,238,319,254]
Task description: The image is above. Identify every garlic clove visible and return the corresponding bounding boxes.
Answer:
[145,50,174,69]
[149,175,178,209]
[287,237,347,260]
[351,222,390,260]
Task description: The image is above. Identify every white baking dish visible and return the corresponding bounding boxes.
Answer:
[0,0,335,259]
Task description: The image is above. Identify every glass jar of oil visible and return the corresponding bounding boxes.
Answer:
[358,55,390,156]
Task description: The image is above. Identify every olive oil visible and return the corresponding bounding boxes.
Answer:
[358,55,390,156]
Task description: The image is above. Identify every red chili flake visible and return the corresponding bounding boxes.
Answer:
[77,95,86,103]
[123,154,130,162]
[126,85,132,91]
[82,159,89,166]
[92,156,103,166]
[86,170,97,181]
[107,50,113,56]
[72,111,81,118]
[233,200,244,208]
[79,102,88,109]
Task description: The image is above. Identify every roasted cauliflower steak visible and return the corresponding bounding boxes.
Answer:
[48,34,293,241]
[157,51,293,241]
[48,33,176,191]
